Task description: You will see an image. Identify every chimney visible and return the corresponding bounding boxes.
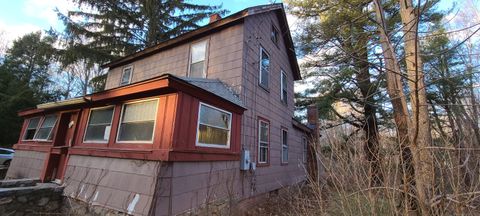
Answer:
[307,104,319,138]
[209,13,222,24]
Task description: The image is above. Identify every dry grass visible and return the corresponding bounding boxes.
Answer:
[251,129,480,215]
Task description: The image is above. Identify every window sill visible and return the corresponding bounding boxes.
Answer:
[257,162,269,167]
[258,84,270,93]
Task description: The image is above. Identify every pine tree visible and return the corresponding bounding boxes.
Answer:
[57,0,227,63]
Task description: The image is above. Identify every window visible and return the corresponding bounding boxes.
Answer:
[196,103,232,148]
[281,129,288,164]
[259,48,270,89]
[23,117,40,140]
[189,40,208,78]
[117,99,158,143]
[302,137,308,163]
[120,66,133,85]
[33,115,57,140]
[258,119,269,164]
[281,70,287,104]
[271,25,279,45]
[84,106,114,143]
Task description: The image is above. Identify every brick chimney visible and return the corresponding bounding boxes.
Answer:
[307,104,319,138]
[209,13,222,24]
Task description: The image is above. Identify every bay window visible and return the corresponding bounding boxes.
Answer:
[196,103,232,148]
[84,106,114,143]
[117,99,158,143]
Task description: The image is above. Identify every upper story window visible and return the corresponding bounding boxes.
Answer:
[258,119,270,164]
[281,70,287,104]
[120,66,133,86]
[189,40,208,78]
[23,117,41,140]
[271,25,279,46]
[34,115,57,140]
[117,99,158,143]
[196,103,232,148]
[281,129,288,164]
[84,106,114,143]
[259,47,270,89]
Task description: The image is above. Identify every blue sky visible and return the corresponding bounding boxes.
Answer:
[0,0,275,44]
[0,0,471,47]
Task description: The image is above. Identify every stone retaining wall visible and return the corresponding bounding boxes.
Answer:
[0,182,64,215]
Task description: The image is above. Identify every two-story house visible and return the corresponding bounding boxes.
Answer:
[6,4,313,215]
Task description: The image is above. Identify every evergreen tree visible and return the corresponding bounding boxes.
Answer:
[0,32,60,147]
[57,0,227,63]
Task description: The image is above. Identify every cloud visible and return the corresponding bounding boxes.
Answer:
[22,0,77,29]
[0,20,41,46]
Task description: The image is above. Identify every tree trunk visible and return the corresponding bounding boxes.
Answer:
[373,0,418,213]
[399,0,434,214]
[356,46,382,187]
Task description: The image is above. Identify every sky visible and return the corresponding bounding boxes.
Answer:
[0,0,275,46]
[0,0,467,45]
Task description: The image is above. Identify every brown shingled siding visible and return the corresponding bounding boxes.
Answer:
[105,24,244,93]
[6,150,47,179]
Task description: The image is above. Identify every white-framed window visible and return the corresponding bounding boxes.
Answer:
[302,137,308,163]
[196,103,232,148]
[116,99,158,143]
[259,47,270,88]
[271,24,279,45]
[281,129,288,164]
[189,40,208,78]
[281,70,287,104]
[23,117,41,140]
[120,65,133,86]
[258,119,269,164]
[84,106,115,143]
[33,115,57,140]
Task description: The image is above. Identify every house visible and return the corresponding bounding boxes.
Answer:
[6,4,314,215]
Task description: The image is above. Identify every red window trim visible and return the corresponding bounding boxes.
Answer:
[257,116,270,166]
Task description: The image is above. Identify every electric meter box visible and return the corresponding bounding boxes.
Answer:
[240,149,250,171]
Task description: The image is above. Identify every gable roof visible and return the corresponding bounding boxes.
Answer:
[102,3,301,80]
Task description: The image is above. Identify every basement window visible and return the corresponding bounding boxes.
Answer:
[84,106,114,143]
[117,99,158,143]
[34,115,57,140]
[23,117,41,140]
[259,47,270,89]
[120,66,133,86]
[189,40,208,78]
[196,103,232,148]
[258,119,270,164]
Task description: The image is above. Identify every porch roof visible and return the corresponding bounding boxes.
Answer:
[19,74,245,117]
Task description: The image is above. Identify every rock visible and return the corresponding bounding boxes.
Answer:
[37,197,49,206]
[17,196,27,203]
[0,197,13,205]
